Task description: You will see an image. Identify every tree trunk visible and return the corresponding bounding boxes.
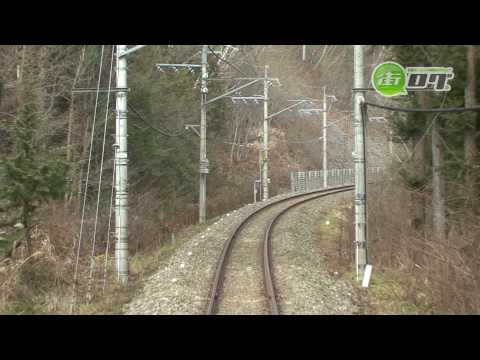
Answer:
[411,92,428,233]
[13,45,27,155]
[432,116,447,242]
[465,46,478,214]
[229,119,239,168]
[34,46,48,153]
[463,46,480,280]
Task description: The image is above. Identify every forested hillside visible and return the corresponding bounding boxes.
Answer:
[0,45,478,314]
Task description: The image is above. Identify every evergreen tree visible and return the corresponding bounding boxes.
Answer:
[388,45,480,240]
[0,86,68,254]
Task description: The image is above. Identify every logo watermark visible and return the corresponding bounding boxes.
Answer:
[371,61,454,97]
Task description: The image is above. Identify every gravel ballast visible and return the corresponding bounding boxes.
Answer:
[124,192,297,315]
[124,190,356,315]
[271,191,358,314]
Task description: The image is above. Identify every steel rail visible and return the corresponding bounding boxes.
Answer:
[206,185,354,315]
[263,186,353,314]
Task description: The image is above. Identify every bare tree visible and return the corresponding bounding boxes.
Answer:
[464,46,478,215]
[431,115,447,242]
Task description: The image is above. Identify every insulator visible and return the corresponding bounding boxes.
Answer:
[199,159,209,174]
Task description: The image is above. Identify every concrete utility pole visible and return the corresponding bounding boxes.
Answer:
[115,45,129,283]
[209,69,279,205]
[353,45,368,281]
[199,45,209,224]
[322,86,328,188]
[262,65,270,201]
[302,45,307,61]
[205,73,272,208]
[72,45,146,284]
[258,149,263,201]
[260,95,323,197]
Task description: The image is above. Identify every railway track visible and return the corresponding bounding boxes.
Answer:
[206,185,354,315]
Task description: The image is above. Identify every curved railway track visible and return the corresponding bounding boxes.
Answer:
[206,185,354,315]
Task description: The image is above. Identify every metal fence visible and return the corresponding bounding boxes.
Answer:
[289,167,384,192]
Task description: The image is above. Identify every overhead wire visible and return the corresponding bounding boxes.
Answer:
[86,45,115,301]
[236,46,261,77]
[207,45,252,77]
[71,45,105,314]
[364,101,480,113]
[128,103,186,137]
[372,93,448,169]
[102,150,116,293]
[279,137,323,144]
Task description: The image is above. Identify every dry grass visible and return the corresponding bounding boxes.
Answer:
[3,173,477,314]
[0,198,212,315]
[317,174,480,315]
[367,177,480,314]
[310,173,480,314]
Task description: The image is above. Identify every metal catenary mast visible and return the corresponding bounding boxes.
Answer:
[353,45,368,281]
[114,45,129,283]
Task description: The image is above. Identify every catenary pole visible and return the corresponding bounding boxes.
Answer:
[199,45,209,223]
[262,65,270,201]
[323,86,328,188]
[258,149,263,200]
[353,45,368,281]
[115,45,129,283]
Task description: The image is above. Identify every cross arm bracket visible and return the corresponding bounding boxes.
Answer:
[118,45,147,58]
[185,124,200,137]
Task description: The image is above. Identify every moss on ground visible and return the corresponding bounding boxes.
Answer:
[352,270,435,315]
